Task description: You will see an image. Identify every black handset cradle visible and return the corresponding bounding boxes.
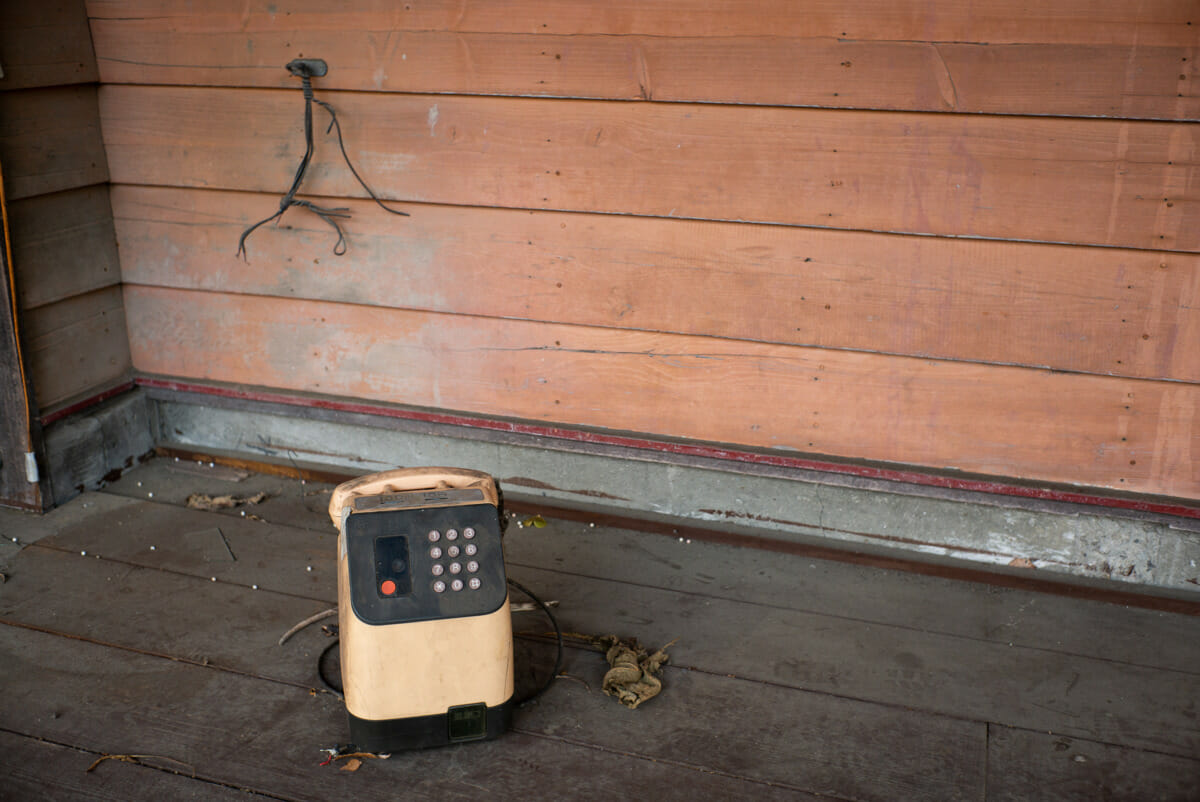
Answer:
[286,58,328,78]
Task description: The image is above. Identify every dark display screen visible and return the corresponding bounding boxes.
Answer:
[373,535,412,597]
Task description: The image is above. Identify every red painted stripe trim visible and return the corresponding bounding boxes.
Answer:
[38,381,137,426]
[135,376,1200,521]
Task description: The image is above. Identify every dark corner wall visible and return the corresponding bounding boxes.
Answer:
[0,2,141,507]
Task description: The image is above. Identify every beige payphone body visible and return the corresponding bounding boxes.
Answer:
[329,468,513,751]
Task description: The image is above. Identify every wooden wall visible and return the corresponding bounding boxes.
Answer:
[90,1,1198,500]
[0,2,131,416]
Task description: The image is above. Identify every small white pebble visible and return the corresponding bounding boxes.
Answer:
[301,479,306,485]
[150,545,156,551]
[685,539,691,544]
[209,462,215,468]
[306,565,312,572]
[174,457,179,462]
[148,492,154,498]
[517,522,524,528]
[240,510,246,517]
[678,537,684,542]
[11,537,18,543]
[137,481,142,487]
[211,576,217,582]
[252,584,259,590]
[589,522,595,527]
[81,551,87,556]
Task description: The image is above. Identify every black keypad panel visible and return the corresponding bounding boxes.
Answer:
[345,503,506,625]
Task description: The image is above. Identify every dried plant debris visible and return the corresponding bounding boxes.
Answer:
[557,634,677,709]
[186,492,268,511]
[87,753,196,775]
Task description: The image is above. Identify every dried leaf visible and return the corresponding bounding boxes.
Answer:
[596,635,678,709]
[186,492,268,511]
[522,515,547,528]
[340,758,362,772]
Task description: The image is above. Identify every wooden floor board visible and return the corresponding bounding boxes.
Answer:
[0,625,830,801]
[102,461,1200,679]
[511,564,1200,759]
[0,546,334,688]
[0,730,267,801]
[0,544,984,800]
[985,725,1200,802]
[20,489,1200,760]
[5,463,1197,797]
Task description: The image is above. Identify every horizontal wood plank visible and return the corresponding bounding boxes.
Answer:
[23,498,1200,760]
[89,25,1199,120]
[0,730,258,801]
[0,85,108,200]
[0,617,922,800]
[986,725,1200,801]
[0,0,98,90]
[100,460,1200,678]
[7,505,990,798]
[98,85,1199,252]
[122,285,1200,499]
[85,0,1199,47]
[10,185,121,310]
[23,286,132,410]
[112,185,1200,383]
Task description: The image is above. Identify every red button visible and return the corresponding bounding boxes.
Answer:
[380,579,397,595]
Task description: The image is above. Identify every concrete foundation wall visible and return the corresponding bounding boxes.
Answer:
[144,389,1200,598]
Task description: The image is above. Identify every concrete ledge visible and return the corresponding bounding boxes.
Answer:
[42,390,155,507]
[149,392,1200,597]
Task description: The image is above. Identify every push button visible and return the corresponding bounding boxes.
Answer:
[380,579,397,595]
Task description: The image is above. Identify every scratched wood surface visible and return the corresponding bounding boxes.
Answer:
[0,730,258,801]
[99,85,1199,253]
[2,463,1199,798]
[113,185,1200,383]
[123,285,1199,499]
[23,286,132,410]
[10,185,121,310]
[23,511,1200,758]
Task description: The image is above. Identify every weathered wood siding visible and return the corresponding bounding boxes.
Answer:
[91,0,1199,500]
[0,2,131,415]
